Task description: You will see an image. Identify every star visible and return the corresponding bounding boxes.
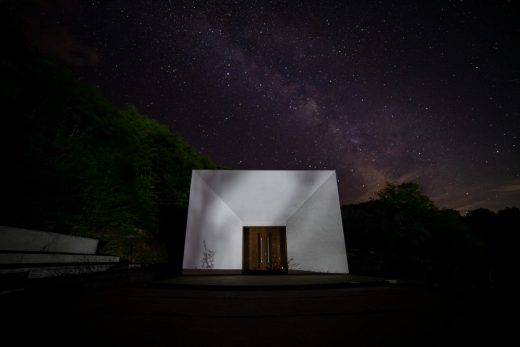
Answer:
[27,0,518,211]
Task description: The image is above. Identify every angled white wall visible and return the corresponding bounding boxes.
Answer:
[183,173,243,269]
[286,173,348,273]
[183,170,348,273]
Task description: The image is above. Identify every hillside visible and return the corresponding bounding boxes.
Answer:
[0,9,219,266]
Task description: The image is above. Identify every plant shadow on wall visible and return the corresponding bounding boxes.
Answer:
[287,257,301,271]
[200,240,216,269]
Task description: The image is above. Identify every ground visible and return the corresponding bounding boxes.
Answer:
[0,269,512,346]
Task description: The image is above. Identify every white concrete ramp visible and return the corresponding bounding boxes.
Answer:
[0,226,99,254]
[0,226,120,279]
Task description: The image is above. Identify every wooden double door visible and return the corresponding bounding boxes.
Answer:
[243,226,288,274]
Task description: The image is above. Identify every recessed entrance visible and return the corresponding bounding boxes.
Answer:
[242,226,288,274]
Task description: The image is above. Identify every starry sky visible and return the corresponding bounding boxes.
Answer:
[24,0,520,212]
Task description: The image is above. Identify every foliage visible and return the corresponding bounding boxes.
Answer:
[343,182,518,287]
[344,182,443,257]
[0,8,219,265]
[343,183,469,267]
[376,182,436,211]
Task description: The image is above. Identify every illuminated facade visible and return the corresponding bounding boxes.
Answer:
[183,170,349,274]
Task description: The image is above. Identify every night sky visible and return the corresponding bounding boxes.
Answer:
[25,0,520,212]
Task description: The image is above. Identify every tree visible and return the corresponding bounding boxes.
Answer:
[493,207,520,289]
[377,182,437,254]
[0,10,220,267]
[376,182,436,212]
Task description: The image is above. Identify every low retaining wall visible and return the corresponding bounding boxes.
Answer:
[0,226,98,254]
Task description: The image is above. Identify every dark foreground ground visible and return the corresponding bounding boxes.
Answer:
[0,269,514,346]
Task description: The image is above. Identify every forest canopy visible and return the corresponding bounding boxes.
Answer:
[0,8,219,264]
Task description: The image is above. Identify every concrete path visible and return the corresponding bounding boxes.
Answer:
[0,270,510,346]
[156,274,395,288]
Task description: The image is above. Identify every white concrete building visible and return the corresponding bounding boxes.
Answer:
[183,170,348,274]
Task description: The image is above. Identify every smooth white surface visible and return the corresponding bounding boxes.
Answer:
[0,226,99,254]
[196,170,332,225]
[183,173,243,269]
[286,173,349,273]
[183,170,349,273]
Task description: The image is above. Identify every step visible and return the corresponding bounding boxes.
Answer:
[0,263,121,279]
[0,252,120,265]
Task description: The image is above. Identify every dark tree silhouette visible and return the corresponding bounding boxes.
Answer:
[0,7,220,268]
[343,182,486,285]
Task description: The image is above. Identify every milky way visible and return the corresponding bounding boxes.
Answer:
[32,0,520,211]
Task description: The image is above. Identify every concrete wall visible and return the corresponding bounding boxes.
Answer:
[286,173,348,273]
[183,173,243,269]
[0,253,119,264]
[0,226,99,254]
[196,170,331,225]
[183,170,349,273]
[0,264,119,279]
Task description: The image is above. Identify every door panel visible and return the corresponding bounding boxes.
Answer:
[243,226,288,274]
